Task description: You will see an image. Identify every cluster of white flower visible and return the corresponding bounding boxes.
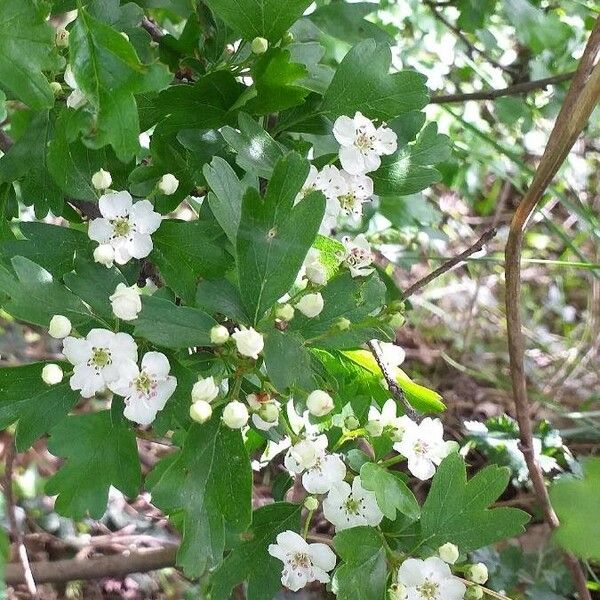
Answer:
[61,326,176,425]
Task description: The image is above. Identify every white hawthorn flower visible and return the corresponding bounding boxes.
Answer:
[333,112,397,174]
[368,399,411,441]
[323,476,383,531]
[231,326,264,359]
[109,283,142,321]
[189,400,212,423]
[306,389,334,417]
[379,341,406,371]
[111,352,177,426]
[87,191,162,265]
[336,170,374,217]
[296,293,324,318]
[223,400,249,429]
[285,435,346,494]
[49,314,72,339]
[191,376,219,403]
[394,417,457,480]
[42,364,63,385]
[342,234,374,277]
[92,169,112,191]
[438,543,460,565]
[158,173,179,195]
[303,248,327,285]
[268,530,336,592]
[397,557,466,600]
[62,329,137,398]
[210,324,229,344]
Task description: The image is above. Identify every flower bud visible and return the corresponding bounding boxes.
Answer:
[158,173,179,195]
[49,315,72,339]
[387,583,406,600]
[296,293,324,318]
[93,243,115,267]
[42,364,63,385]
[303,496,319,511]
[306,389,334,417]
[232,326,264,359]
[466,563,488,585]
[464,586,484,600]
[91,168,112,190]
[251,36,268,54]
[223,400,249,429]
[55,28,69,47]
[365,420,384,437]
[389,312,405,328]
[336,317,351,330]
[258,402,279,423]
[344,415,360,430]
[109,283,142,320]
[276,303,295,321]
[282,31,295,45]
[50,81,63,96]
[210,324,230,345]
[189,400,212,423]
[191,376,219,403]
[438,542,459,564]
[305,260,327,285]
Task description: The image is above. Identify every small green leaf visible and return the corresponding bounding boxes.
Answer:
[322,40,428,120]
[210,503,302,600]
[134,296,217,349]
[360,462,420,521]
[148,418,252,577]
[333,527,387,600]
[151,219,233,305]
[551,458,600,560]
[46,410,141,519]
[237,153,325,323]
[0,362,80,452]
[419,453,529,553]
[204,0,312,42]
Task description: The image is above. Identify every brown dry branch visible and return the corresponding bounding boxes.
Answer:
[504,17,600,600]
[3,438,38,596]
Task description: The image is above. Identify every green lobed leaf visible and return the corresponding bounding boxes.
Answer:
[360,462,420,521]
[0,362,80,452]
[332,527,387,600]
[151,219,233,305]
[0,0,61,110]
[237,152,325,323]
[70,7,171,160]
[419,453,530,553]
[321,39,428,120]
[46,410,141,519]
[196,278,249,323]
[134,296,217,349]
[551,458,600,560]
[148,418,252,577]
[204,0,312,42]
[210,503,303,600]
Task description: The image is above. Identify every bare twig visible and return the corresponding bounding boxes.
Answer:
[3,439,37,596]
[504,17,600,600]
[431,72,575,104]
[424,1,517,75]
[4,546,177,585]
[403,228,497,299]
[368,339,418,420]
[141,16,164,42]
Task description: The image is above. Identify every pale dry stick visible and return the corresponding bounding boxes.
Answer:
[403,228,497,299]
[3,439,37,596]
[505,18,600,600]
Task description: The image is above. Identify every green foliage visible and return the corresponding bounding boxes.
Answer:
[237,153,325,323]
[419,453,529,553]
[551,458,600,560]
[46,410,141,519]
[333,527,387,600]
[0,362,80,452]
[210,503,302,600]
[148,418,252,577]
[360,462,420,521]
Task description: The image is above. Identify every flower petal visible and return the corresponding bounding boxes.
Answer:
[88,218,113,243]
[99,191,132,219]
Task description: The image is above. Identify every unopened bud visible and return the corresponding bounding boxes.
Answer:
[438,542,459,564]
[210,324,230,345]
[42,364,63,385]
[276,303,295,321]
[93,244,115,267]
[344,415,360,430]
[49,315,72,339]
[466,563,488,585]
[91,168,112,190]
[366,420,384,437]
[464,586,484,600]
[158,173,179,195]
[389,312,405,328]
[189,400,212,423]
[50,81,63,96]
[222,401,249,429]
[387,583,406,600]
[251,36,268,54]
[306,389,334,417]
[303,496,319,511]
[336,317,351,330]
[55,28,69,47]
